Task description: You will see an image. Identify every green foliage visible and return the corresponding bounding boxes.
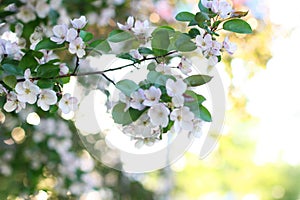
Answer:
[175,33,197,52]
[147,71,175,86]
[89,39,111,53]
[116,79,139,96]
[112,103,145,125]
[108,30,133,43]
[199,104,212,122]
[184,75,213,87]
[223,19,253,34]
[37,79,54,89]
[3,75,17,89]
[117,52,139,62]
[79,30,94,42]
[175,12,195,22]
[35,38,65,51]
[151,29,170,56]
[138,47,154,55]
[37,63,60,78]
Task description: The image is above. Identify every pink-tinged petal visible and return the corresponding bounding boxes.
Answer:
[15,82,25,94]
[24,69,31,79]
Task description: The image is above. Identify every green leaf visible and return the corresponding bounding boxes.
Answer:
[80,30,94,42]
[37,79,54,89]
[3,75,17,89]
[112,103,145,125]
[89,39,111,53]
[37,63,60,78]
[147,71,175,86]
[151,29,170,56]
[184,75,213,87]
[198,0,217,18]
[1,62,23,76]
[175,33,197,52]
[188,28,201,38]
[19,53,39,71]
[223,19,252,34]
[49,9,59,25]
[117,53,138,62]
[147,62,156,71]
[199,104,212,122]
[108,30,133,43]
[35,38,65,51]
[195,12,210,28]
[175,12,195,22]
[138,47,153,55]
[116,79,139,96]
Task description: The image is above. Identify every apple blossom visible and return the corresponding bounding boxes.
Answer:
[218,0,233,18]
[148,103,170,127]
[0,84,7,95]
[129,49,143,60]
[143,86,161,107]
[166,78,187,97]
[132,20,150,36]
[37,89,58,111]
[223,36,237,55]
[190,119,203,138]
[171,95,184,107]
[155,63,171,74]
[117,16,134,31]
[66,28,78,42]
[59,63,69,75]
[0,39,20,61]
[170,106,194,133]
[50,24,68,44]
[68,37,86,58]
[15,80,41,104]
[16,5,36,23]
[195,34,213,52]
[130,89,145,110]
[35,0,50,18]
[71,16,87,29]
[58,93,78,114]
[178,57,192,75]
[3,92,26,113]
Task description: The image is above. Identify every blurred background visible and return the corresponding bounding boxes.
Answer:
[1,0,300,199]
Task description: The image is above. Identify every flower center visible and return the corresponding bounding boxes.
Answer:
[25,88,31,94]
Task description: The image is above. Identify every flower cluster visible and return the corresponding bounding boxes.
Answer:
[195,34,237,66]
[117,16,151,40]
[114,62,207,148]
[51,16,88,58]
[0,38,21,62]
[2,69,78,114]
[202,0,233,18]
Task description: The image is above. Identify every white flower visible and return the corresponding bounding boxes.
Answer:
[15,80,40,104]
[0,84,7,95]
[58,93,78,114]
[143,86,161,107]
[71,16,87,29]
[166,78,187,97]
[132,20,149,36]
[4,92,26,113]
[0,39,20,60]
[50,24,68,44]
[208,56,219,66]
[172,95,184,107]
[195,34,212,52]
[68,37,86,58]
[155,63,171,74]
[148,103,170,127]
[218,0,233,18]
[24,68,31,79]
[130,89,145,110]
[223,36,237,55]
[190,119,203,138]
[36,0,50,18]
[129,49,143,60]
[66,28,78,42]
[37,89,57,111]
[59,63,69,75]
[117,16,134,31]
[170,106,194,133]
[178,57,192,75]
[16,5,36,23]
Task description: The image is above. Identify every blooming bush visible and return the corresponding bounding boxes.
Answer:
[0,0,253,198]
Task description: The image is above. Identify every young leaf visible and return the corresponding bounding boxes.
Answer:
[199,104,212,122]
[188,28,201,38]
[115,79,139,96]
[151,29,170,56]
[117,53,138,62]
[223,19,252,34]
[108,30,133,43]
[79,30,94,42]
[184,75,213,86]
[175,33,197,52]
[37,63,60,78]
[112,103,145,125]
[19,53,39,71]
[138,47,153,55]
[195,12,210,28]
[147,71,175,86]
[37,79,54,89]
[1,63,23,76]
[89,39,111,53]
[35,38,65,51]
[175,12,195,22]
[3,75,17,89]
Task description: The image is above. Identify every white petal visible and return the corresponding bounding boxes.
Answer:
[3,101,16,112]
